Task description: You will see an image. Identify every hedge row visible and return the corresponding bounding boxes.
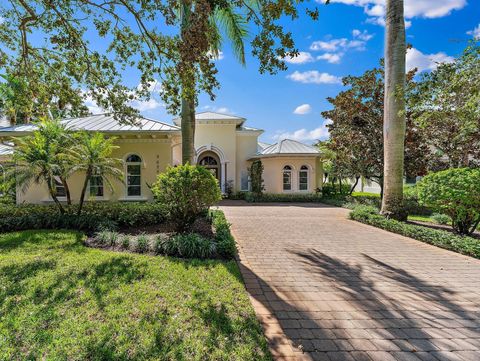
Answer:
[245,192,324,203]
[0,202,165,234]
[349,205,480,259]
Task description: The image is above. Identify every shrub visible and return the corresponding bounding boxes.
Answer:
[245,192,324,203]
[121,235,131,250]
[418,168,480,235]
[432,213,450,225]
[152,164,222,231]
[249,160,264,195]
[94,230,119,247]
[159,233,216,259]
[0,202,165,234]
[135,234,150,253]
[210,210,236,258]
[322,183,350,197]
[403,185,431,216]
[350,206,480,259]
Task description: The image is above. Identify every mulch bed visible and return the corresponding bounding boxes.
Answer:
[408,220,480,240]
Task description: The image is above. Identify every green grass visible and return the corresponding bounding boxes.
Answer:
[350,191,381,198]
[0,230,271,361]
[408,215,434,223]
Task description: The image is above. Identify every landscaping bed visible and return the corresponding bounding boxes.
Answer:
[0,230,271,360]
[350,205,480,259]
[85,210,237,259]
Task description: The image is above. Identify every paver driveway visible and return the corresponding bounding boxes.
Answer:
[220,201,480,361]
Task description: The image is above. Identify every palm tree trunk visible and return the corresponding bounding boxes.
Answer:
[181,95,196,165]
[381,0,407,220]
[47,179,64,214]
[77,169,91,216]
[61,177,72,205]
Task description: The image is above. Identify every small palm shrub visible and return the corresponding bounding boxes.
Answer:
[95,230,119,246]
[151,164,222,231]
[160,233,216,259]
[135,234,150,253]
[121,235,131,250]
[418,168,480,235]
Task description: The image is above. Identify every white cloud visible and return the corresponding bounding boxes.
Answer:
[467,24,480,39]
[201,105,234,114]
[316,53,342,64]
[406,47,454,72]
[293,104,312,115]
[284,51,314,64]
[352,29,374,41]
[207,50,224,60]
[311,30,373,64]
[130,97,163,111]
[273,120,332,143]
[287,71,342,84]
[328,0,466,26]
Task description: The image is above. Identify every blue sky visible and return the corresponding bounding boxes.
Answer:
[86,0,480,145]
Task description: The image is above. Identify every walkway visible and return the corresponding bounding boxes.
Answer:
[220,201,480,361]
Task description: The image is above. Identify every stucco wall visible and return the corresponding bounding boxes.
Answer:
[260,156,322,194]
[17,136,172,204]
[235,134,259,192]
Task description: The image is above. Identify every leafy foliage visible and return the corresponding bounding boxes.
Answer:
[249,159,264,195]
[322,61,430,191]
[0,202,165,234]
[350,205,480,259]
[418,168,480,235]
[152,164,222,231]
[411,41,480,170]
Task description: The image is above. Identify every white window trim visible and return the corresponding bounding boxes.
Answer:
[124,153,143,199]
[282,165,294,193]
[87,176,106,200]
[298,165,310,192]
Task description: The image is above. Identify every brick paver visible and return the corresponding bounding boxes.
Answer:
[220,201,480,361]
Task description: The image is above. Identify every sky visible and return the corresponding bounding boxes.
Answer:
[85,0,480,145]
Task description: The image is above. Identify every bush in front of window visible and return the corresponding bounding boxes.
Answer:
[151,164,222,232]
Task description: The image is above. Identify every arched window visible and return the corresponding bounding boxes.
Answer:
[299,165,309,191]
[283,165,292,191]
[125,154,142,197]
[199,153,220,182]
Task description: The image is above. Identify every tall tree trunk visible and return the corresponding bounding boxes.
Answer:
[381,0,407,220]
[77,169,91,216]
[350,176,360,195]
[181,95,196,165]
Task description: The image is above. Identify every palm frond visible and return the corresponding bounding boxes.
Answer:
[214,6,248,65]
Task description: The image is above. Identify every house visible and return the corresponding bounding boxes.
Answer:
[0,112,323,204]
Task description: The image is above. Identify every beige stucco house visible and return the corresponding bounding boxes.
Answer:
[0,112,323,204]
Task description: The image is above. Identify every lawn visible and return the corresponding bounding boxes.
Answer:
[0,230,271,361]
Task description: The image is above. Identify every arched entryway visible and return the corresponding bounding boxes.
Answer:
[198,151,221,184]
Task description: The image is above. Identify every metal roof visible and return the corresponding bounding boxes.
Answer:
[0,143,13,156]
[253,139,320,158]
[173,111,245,126]
[0,113,180,135]
[257,141,271,153]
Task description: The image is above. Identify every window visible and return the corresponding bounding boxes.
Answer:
[199,154,220,181]
[299,165,309,191]
[240,170,250,191]
[89,175,104,197]
[283,165,292,191]
[54,177,66,198]
[126,154,142,197]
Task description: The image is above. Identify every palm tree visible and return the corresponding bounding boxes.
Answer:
[179,1,248,164]
[70,131,123,215]
[10,118,70,213]
[381,0,407,220]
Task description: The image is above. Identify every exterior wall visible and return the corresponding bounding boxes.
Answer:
[235,134,260,192]
[194,122,237,192]
[17,136,172,204]
[259,156,322,194]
